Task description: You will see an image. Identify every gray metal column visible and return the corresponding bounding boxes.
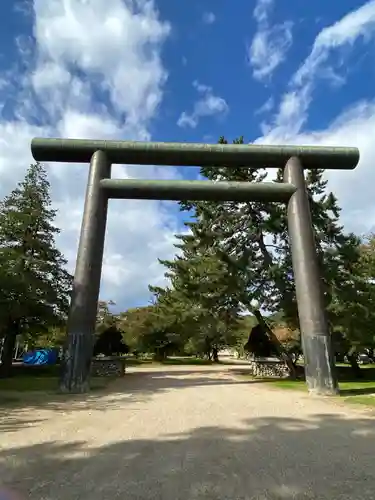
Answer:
[284,157,338,395]
[60,150,111,393]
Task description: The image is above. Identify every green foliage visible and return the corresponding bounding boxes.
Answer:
[0,163,72,375]
[339,234,375,349]
[32,326,66,349]
[119,303,185,359]
[96,300,118,334]
[148,135,375,364]
[149,214,245,359]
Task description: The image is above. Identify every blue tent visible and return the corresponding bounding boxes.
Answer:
[23,348,58,366]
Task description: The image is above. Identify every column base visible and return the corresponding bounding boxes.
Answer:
[303,334,339,396]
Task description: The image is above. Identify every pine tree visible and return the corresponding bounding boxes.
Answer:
[151,216,244,360]
[271,168,372,371]
[179,136,285,316]
[198,139,361,318]
[0,163,72,376]
[357,234,375,360]
[329,233,375,371]
[154,136,368,370]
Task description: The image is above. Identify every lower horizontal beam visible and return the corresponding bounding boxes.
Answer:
[99,179,296,202]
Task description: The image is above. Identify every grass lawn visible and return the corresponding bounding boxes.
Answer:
[263,365,375,408]
[0,356,213,393]
[0,363,114,394]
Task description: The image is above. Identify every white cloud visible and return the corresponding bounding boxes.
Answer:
[31,0,171,131]
[253,0,273,24]
[267,0,375,140]
[177,80,229,129]
[248,0,293,81]
[257,100,375,235]
[202,12,216,24]
[0,0,180,310]
[255,96,274,115]
[293,0,375,87]
[257,1,375,235]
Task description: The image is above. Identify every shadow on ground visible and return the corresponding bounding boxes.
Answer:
[0,413,374,499]
[0,368,264,429]
[1,366,374,434]
[340,387,375,396]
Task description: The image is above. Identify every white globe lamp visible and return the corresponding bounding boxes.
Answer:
[250,299,260,311]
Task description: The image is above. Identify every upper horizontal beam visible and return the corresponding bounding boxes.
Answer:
[31,138,360,170]
[99,179,297,202]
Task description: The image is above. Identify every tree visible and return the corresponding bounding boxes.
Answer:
[96,300,117,333]
[359,233,375,361]
[119,305,155,355]
[150,220,244,361]
[93,326,129,357]
[0,163,72,376]
[31,325,66,349]
[88,299,130,357]
[156,136,369,376]
[194,137,284,312]
[272,324,302,363]
[360,233,375,278]
[329,233,375,369]
[119,304,185,360]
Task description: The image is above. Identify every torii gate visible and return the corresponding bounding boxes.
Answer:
[31,138,359,396]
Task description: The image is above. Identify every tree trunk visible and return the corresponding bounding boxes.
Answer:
[212,346,219,363]
[204,337,212,360]
[0,332,16,378]
[153,349,167,362]
[347,352,363,378]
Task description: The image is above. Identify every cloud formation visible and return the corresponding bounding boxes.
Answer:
[293,0,375,88]
[258,0,375,234]
[264,0,375,140]
[255,97,274,115]
[177,81,229,129]
[202,12,216,24]
[0,0,180,309]
[248,0,293,81]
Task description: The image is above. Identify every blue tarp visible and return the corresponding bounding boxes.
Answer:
[23,348,58,366]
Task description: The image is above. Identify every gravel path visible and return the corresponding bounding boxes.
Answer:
[0,363,374,500]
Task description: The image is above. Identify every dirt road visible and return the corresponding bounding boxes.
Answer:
[0,363,374,499]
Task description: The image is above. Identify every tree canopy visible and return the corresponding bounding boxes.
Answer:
[144,136,375,371]
[0,163,72,376]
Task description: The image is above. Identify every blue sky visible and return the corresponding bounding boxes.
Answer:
[1,0,375,311]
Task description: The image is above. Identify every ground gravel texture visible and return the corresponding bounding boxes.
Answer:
[0,363,374,500]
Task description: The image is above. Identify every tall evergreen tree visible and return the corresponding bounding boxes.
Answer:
[154,136,367,367]
[151,210,245,360]
[179,137,283,313]
[0,163,72,376]
[331,233,375,368]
